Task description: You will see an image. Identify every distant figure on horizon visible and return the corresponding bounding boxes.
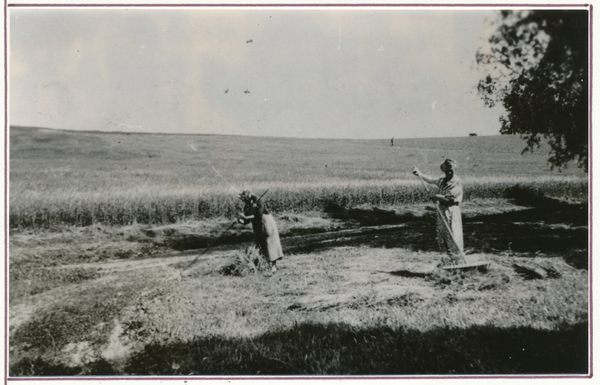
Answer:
[391,137,394,146]
[412,159,464,265]
[237,190,283,273]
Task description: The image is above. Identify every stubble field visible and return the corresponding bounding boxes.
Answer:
[8,126,589,377]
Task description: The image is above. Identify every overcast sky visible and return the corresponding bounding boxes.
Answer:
[9,7,506,139]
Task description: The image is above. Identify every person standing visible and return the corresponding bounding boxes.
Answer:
[237,190,283,273]
[412,159,464,265]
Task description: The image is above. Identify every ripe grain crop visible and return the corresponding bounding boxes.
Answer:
[10,175,587,229]
[9,126,588,229]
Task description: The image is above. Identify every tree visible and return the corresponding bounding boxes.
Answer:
[477,10,589,171]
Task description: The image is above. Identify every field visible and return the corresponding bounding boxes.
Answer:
[8,126,590,377]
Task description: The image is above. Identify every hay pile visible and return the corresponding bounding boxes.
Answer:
[220,245,272,276]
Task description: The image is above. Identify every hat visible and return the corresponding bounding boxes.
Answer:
[440,158,458,172]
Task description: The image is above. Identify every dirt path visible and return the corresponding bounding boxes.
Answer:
[26,197,588,283]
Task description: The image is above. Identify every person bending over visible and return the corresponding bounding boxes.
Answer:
[237,190,283,273]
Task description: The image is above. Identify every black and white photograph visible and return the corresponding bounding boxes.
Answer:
[4,2,591,380]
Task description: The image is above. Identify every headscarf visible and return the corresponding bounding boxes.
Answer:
[440,158,458,172]
[238,190,253,203]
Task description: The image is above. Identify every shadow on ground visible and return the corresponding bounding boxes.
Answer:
[10,321,588,376]
[151,200,588,270]
[288,201,588,267]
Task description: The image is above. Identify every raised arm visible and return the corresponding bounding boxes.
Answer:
[412,167,438,185]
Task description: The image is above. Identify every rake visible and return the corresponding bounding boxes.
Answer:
[180,188,269,277]
[414,171,490,270]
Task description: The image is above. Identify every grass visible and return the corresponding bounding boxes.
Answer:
[10,322,588,376]
[7,125,590,376]
[9,126,588,229]
[12,270,157,353]
[9,176,589,229]
[9,247,589,376]
[119,321,589,375]
[10,265,101,297]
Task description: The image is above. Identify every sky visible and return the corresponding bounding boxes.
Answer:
[9,6,507,139]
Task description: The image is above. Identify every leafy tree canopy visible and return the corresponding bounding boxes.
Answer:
[477,10,589,171]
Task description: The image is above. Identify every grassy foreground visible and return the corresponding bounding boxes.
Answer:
[9,202,589,376]
[9,244,588,376]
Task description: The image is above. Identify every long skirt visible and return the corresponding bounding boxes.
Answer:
[436,204,463,264]
[252,214,283,262]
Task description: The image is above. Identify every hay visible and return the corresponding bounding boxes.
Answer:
[220,245,272,276]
